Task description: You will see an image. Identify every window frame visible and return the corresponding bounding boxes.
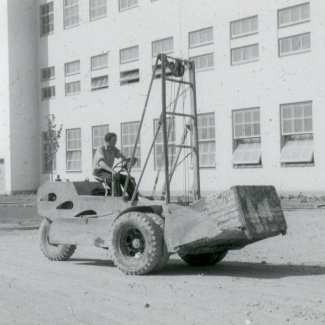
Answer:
[197,112,216,168]
[120,69,140,86]
[278,3,310,28]
[120,45,139,64]
[65,81,81,96]
[92,124,109,157]
[91,53,108,71]
[153,118,176,170]
[64,0,80,30]
[230,15,258,39]
[65,60,80,76]
[188,27,213,49]
[91,75,108,91]
[41,66,55,81]
[41,86,56,100]
[190,53,214,72]
[231,43,259,66]
[278,32,311,57]
[121,121,141,169]
[90,0,107,21]
[152,37,174,57]
[66,128,82,172]
[232,107,262,167]
[280,101,314,165]
[40,2,54,37]
[119,0,138,12]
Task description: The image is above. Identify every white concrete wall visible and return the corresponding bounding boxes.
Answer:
[0,0,11,193]
[37,0,325,196]
[8,0,40,192]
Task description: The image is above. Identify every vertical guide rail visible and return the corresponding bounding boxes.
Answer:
[189,61,201,200]
[161,54,170,204]
[151,82,182,199]
[123,55,160,202]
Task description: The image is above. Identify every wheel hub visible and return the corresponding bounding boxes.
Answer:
[132,238,141,249]
[120,227,145,258]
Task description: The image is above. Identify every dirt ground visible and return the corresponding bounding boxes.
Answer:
[0,207,325,325]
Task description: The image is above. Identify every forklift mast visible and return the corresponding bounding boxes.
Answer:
[123,54,201,205]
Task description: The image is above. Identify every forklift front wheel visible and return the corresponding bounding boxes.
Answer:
[39,218,76,261]
[110,212,165,275]
[178,250,228,267]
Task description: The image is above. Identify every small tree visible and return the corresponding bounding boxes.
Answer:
[46,114,63,181]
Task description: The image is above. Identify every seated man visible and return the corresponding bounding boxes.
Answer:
[92,132,137,200]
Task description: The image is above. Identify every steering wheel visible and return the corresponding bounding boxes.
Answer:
[113,157,137,173]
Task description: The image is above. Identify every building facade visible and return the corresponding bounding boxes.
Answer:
[1,0,324,196]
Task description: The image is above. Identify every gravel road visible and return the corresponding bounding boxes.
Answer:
[0,209,324,325]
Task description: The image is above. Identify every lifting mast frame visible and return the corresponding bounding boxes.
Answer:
[122,53,201,205]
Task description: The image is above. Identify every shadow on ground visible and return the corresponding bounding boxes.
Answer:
[70,258,325,279]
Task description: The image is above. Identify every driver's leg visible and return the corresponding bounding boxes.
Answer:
[119,174,137,200]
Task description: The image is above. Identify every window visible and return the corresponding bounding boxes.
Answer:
[232,108,261,166]
[64,0,79,29]
[92,124,109,157]
[66,128,82,171]
[231,44,259,65]
[152,37,173,57]
[91,75,108,90]
[90,0,107,20]
[42,132,56,173]
[121,122,141,168]
[279,33,311,57]
[154,119,176,169]
[91,53,108,70]
[120,69,139,85]
[41,86,55,100]
[278,3,310,28]
[280,101,313,164]
[230,16,258,39]
[65,60,80,76]
[190,54,214,71]
[65,81,81,95]
[40,2,54,36]
[119,0,138,11]
[120,46,139,64]
[197,113,216,167]
[189,27,213,48]
[41,67,55,81]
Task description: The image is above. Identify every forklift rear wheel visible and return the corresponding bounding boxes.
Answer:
[110,212,165,275]
[178,250,228,266]
[39,218,76,261]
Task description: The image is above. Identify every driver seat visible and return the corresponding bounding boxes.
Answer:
[93,175,111,197]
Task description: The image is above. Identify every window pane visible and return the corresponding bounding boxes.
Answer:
[121,122,141,168]
[152,37,173,56]
[278,3,310,27]
[230,16,258,38]
[232,44,258,65]
[120,46,139,63]
[281,102,313,135]
[40,2,54,36]
[91,54,108,70]
[189,27,213,47]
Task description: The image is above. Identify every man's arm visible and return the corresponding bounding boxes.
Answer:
[98,160,113,173]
